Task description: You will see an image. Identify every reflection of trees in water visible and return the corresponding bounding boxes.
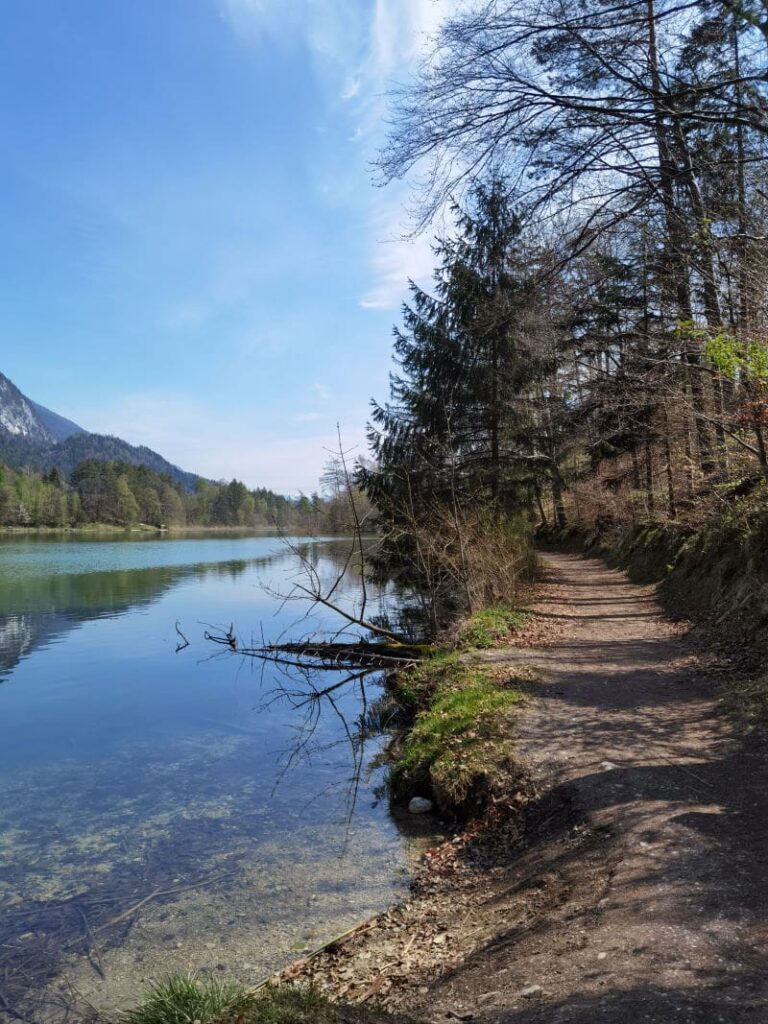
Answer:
[251,653,402,842]
[204,535,418,833]
[0,557,262,684]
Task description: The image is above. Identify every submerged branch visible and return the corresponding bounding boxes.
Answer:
[261,639,432,668]
[205,632,433,671]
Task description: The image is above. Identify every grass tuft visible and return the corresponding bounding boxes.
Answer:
[457,605,528,649]
[120,975,252,1024]
[243,985,327,1024]
[120,979,333,1024]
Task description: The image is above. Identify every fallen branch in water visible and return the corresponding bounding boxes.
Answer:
[75,904,105,980]
[174,621,190,653]
[287,583,407,644]
[266,640,432,666]
[206,635,434,671]
[205,624,237,650]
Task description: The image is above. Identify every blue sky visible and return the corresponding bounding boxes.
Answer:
[0,0,456,492]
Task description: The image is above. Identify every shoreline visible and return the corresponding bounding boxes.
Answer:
[0,524,336,537]
[256,592,552,1012]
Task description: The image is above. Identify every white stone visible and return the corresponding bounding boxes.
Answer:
[408,796,434,814]
[520,984,543,998]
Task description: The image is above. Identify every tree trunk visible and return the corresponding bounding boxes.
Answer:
[662,406,677,520]
[552,476,568,529]
[645,441,655,518]
[534,481,549,530]
[645,0,716,474]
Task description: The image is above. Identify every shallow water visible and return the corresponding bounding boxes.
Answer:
[0,533,430,1021]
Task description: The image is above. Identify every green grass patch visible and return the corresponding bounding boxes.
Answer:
[120,975,253,1024]
[456,604,528,649]
[239,986,329,1024]
[120,979,356,1024]
[390,657,528,816]
[391,651,465,710]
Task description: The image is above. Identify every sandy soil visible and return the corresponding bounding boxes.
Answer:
[290,551,768,1023]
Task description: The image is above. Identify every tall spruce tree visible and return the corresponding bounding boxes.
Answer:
[365,179,555,519]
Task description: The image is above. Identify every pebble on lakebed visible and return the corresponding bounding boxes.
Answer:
[408,797,434,814]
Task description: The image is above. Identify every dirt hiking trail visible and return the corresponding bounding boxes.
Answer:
[288,551,768,1022]
[430,551,768,1022]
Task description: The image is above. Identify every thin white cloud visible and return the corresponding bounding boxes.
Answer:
[357,1,464,307]
[218,0,464,310]
[360,195,439,309]
[312,382,332,401]
[216,0,304,41]
[341,76,361,101]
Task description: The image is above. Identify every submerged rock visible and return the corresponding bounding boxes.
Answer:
[408,796,434,815]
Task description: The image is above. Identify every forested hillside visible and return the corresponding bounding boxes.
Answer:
[0,426,201,493]
[361,0,768,632]
[0,368,370,532]
[0,458,347,532]
[0,370,202,490]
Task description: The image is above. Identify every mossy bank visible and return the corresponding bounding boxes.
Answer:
[387,650,531,819]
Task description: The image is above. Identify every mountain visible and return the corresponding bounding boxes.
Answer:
[0,373,72,445]
[0,371,200,491]
[28,400,85,443]
[36,432,200,491]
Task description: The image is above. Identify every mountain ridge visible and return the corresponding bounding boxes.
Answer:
[28,399,85,443]
[0,371,200,491]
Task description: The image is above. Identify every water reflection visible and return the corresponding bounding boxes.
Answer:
[0,535,432,1024]
[0,560,251,683]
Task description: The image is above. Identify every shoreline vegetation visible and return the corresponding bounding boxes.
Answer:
[0,457,373,535]
[0,524,311,536]
[118,598,540,1024]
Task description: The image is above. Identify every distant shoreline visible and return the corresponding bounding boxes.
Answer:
[0,524,288,537]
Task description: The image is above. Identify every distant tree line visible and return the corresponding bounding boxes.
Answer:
[0,458,353,532]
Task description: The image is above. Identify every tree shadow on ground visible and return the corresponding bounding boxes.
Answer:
[486,984,767,1023]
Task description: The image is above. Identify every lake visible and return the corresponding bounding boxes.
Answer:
[0,532,430,1022]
